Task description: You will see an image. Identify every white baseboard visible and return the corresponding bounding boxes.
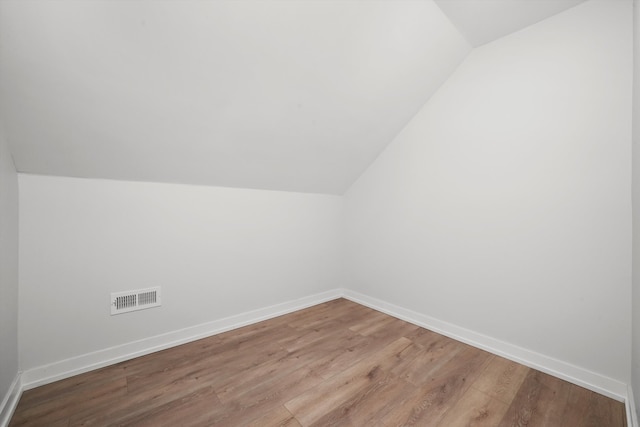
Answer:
[628,385,639,427]
[15,287,634,424]
[21,289,343,390]
[0,372,22,427]
[342,289,629,402]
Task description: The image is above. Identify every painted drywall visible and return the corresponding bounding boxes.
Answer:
[633,0,640,416]
[18,174,343,370]
[0,125,19,405]
[434,0,586,47]
[344,0,632,383]
[0,0,470,195]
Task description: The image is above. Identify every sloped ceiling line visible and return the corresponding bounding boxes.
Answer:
[0,0,586,194]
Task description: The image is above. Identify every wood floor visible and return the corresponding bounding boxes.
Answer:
[10,298,626,427]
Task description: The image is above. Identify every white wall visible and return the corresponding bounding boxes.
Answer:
[632,0,640,415]
[0,0,470,195]
[18,175,343,370]
[345,0,632,384]
[0,126,19,404]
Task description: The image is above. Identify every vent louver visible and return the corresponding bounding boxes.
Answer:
[111,287,161,315]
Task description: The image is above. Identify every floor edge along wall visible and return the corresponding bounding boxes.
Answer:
[0,374,21,427]
[1,288,636,427]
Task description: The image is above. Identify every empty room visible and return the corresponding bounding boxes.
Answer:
[1,0,640,425]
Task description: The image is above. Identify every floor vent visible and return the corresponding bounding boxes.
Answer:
[111,287,161,315]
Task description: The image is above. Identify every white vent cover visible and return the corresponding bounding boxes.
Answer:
[111,287,161,315]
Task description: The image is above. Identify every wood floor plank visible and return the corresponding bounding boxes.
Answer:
[302,344,432,426]
[117,334,223,378]
[10,378,127,426]
[361,317,420,347]
[16,365,128,408]
[387,339,425,377]
[404,327,447,348]
[114,386,223,427]
[308,374,418,427]
[303,333,377,380]
[288,300,370,332]
[380,345,493,427]
[17,418,69,427]
[561,384,597,427]
[395,337,466,387]
[436,387,509,427]
[284,337,413,425]
[285,300,351,330]
[246,406,301,427]
[125,340,286,395]
[348,310,392,334]
[215,349,317,404]
[216,329,367,405]
[352,314,399,336]
[278,320,348,353]
[561,384,627,427]
[211,365,324,426]
[471,355,530,405]
[497,370,572,427]
[9,298,626,427]
[70,350,273,426]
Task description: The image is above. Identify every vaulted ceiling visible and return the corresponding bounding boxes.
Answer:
[0,0,587,194]
[434,0,587,47]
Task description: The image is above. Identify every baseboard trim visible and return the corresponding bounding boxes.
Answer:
[17,287,633,421]
[342,289,629,402]
[627,385,639,427]
[0,372,22,427]
[21,289,343,390]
